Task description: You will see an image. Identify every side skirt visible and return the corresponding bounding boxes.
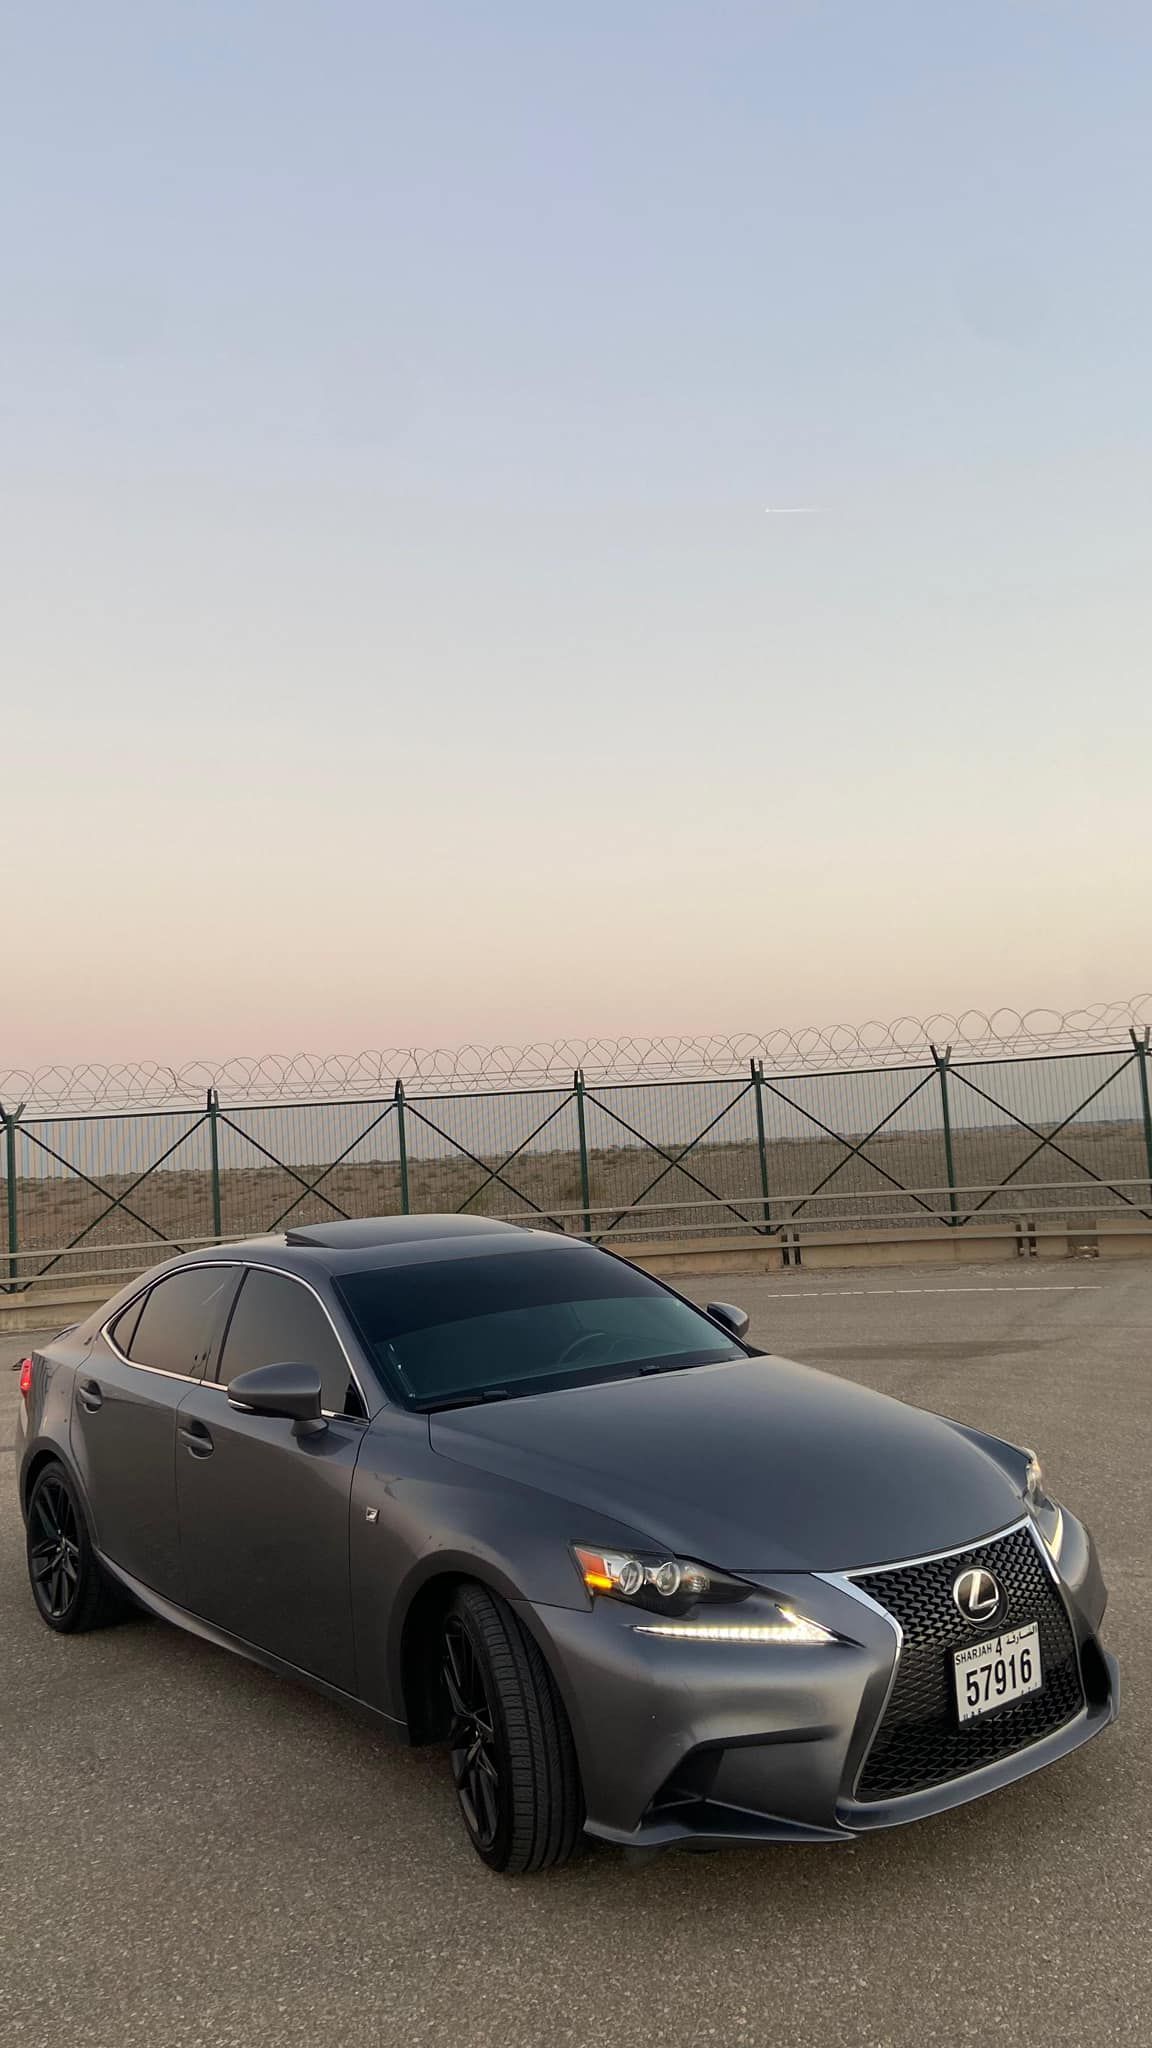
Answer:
[96,1548,410,1741]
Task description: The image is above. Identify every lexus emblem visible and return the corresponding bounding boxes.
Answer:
[953,1567,1005,1626]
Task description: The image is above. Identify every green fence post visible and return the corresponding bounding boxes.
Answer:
[206,1088,223,1241]
[931,1045,958,1223]
[1,1101,23,1293]
[574,1070,592,1239]
[394,1080,410,1213]
[751,1059,772,1232]
[1132,1028,1152,1207]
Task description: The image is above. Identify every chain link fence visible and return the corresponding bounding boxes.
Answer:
[4,1018,1151,1296]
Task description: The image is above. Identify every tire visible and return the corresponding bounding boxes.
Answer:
[442,1583,584,1873]
[25,1462,125,1634]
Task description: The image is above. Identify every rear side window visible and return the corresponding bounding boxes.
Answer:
[126,1267,237,1379]
[108,1294,146,1358]
[218,1269,365,1419]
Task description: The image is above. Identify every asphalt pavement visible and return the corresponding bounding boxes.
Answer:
[1,1260,1149,2048]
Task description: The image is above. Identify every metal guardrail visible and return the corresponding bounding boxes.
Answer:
[3,1184,1150,1299]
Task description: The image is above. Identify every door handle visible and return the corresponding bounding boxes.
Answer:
[78,1378,103,1413]
[178,1420,214,1458]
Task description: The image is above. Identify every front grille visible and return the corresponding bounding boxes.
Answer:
[853,1524,1085,1803]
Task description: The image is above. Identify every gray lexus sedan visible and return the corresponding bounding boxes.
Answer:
[15,1215,1117,1872]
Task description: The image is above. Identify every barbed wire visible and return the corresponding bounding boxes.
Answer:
[2,997,1149,1114]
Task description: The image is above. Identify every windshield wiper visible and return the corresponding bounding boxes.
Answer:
[637,1352,726,1375]
[420,1385,512,1412]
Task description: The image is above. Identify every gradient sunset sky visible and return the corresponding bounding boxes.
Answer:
[4,2,1149,1067]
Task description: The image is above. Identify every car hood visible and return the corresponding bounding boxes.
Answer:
[429,1355,1027,1571]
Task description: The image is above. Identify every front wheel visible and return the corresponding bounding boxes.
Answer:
[26,1462,124,1634]
[442,1584,584,1873]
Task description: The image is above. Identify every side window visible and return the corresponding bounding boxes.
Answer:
[219,1269,365,1419]
[108,1294,147,1358]
[126,1267,237,1379]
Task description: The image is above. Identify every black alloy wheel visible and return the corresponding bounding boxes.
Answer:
[29,1475,81,1621]
[444,1614,502,1852]
[441,1584,584,1874]
[26,1463,124,1634]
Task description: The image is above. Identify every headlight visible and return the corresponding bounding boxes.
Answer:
[573,1545,727,1610]
[572,1545,835,1642]
[1022,1450,1064,1561]
[633,1611,835,1645]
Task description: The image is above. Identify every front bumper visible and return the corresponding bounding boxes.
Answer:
[517,1512,1117,1848]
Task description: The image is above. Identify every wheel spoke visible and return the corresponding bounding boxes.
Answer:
[458,1633,484,1703]
[28,1480,83,1618]
[443,1668,468,1723]
[443,1617,506,1850]
[444,1630,467,1695]
[32,1496,59,1543]
[474,1761,499,1842]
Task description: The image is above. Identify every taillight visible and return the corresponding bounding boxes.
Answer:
[18,1357,33,1399]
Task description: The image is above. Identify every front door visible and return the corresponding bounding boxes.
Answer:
[175,1266,367,1691]
[69,1264,239,1602]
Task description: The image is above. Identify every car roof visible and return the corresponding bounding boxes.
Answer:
[176,1214,600,1278]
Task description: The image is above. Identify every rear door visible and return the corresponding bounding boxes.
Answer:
[70,1264,239,1602]
[174,1266,368,1691]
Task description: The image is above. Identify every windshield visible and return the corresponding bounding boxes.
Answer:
[334,1248,744,1408]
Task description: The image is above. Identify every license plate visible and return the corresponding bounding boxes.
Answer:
[953,1622,1042,1722]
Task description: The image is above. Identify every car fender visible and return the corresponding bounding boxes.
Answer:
[347,1419,659,1725]
[18,1427,96,1533]
[16,1341,89,1512]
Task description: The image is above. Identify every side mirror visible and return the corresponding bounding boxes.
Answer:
[706,1302,751,1343]
[227,1361,327,1435]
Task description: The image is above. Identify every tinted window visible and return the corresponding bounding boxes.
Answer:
[108,1294,146,1357]
[219,1269,364,1419]
[127,1267,237,1378]
[334,1249,743,1408]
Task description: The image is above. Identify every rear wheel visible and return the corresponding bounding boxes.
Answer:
[442,1584,584,1873]
[26,1463,124,1633]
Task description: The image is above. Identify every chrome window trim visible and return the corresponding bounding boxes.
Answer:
[100,1288,155,1366]
[99,1258,371,1419]
[99,1355,205,1387]
[99,1263,240,1381]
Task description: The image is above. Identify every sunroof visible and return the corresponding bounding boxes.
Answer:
[283,1216,522,1249]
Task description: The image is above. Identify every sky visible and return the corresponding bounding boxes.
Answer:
[2,1,1149,1069]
